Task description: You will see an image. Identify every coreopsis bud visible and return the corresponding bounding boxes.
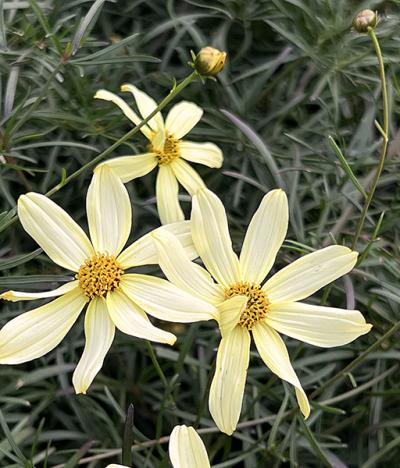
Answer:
[194,47,226,76]
[352,10,377,33]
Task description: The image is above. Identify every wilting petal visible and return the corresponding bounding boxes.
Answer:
[0,289,86,364]
[169,425,210,468]
[252,322,310,418]
[191,188,240,288]
[180,140,223,168]
[209,326,250,435]
[87,166,131,256]
[156,165,184,225]
[18,193,94,272]
[96,154,158,183]
[171,159,205,195]
[94,89,152,139]
[107,288,175,344]
[266,302,372,348]
[153,229,223,304]
[121,274,218,323]
[240,189,288,284]
[263,246,358,303]
[117,221,197,269]
[121,84,164,134]
[73,297,115,394]
[218,296,248,338]
[1,280,78,302]
[165,102,203,139]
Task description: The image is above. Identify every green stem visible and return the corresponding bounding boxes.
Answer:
[351,27,389,249]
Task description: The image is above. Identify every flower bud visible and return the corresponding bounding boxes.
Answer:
[352,10,377,33]
[194,47,226,76]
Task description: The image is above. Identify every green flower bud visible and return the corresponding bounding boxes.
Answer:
[194,47,227,76]
[352,9,377,33]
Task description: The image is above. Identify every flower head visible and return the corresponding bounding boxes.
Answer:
[352,9,377,33]
[94,85,223,224]
[153,188,372,434]
[0,166,217,393]
[194,46,227,76]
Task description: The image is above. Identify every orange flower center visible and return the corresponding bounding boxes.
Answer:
[151,135,180,166]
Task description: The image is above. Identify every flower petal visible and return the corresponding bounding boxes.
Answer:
[180,140,223,168]
[218,296,248,338]
[96,154,158,183]
[209,326,250,435]
[191,188,240,288]
[240,189,288,284]
[169,425,210,468]
[165,102,203,139]
[94,89,152,139]
[1,281,78,302]
[156,165,184,225]
[107,288,176,344]
[152,229,224,304]
[87,165,132,256]
[252,322,310,418]
[121,84,164,134]
[266,302,372,348]
[0,288,86,364]
[263,246,358,303]
[18,193,94,272]
[72,297,115,394]
[171,159,205,195]
[121,274,218,323]
[117,221,197,269]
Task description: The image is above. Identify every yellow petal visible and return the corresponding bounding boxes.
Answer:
[209,326,250,435]
[266,302,372,347]
[252,322,310,418]
[152,229,224,304]
[240,189,288,284]
[121,274,218,322]
[107,289,176,345]
[1,280,78,302]
[96,153,157,183]
[180,140,223,168]
[165,101,203,139]
[156,165,184,225]
[169,425,210,468]
[73,297,115,394]
[0,288,86,364]
[218,296,248,338]
[171,159,205,196]
[121,83,164,134]
[191,188,240,288]
[117,221,197,269]
[87,165,132,256]
[263,246,358,303]
[94,89,152,139]
[18,193,94,272]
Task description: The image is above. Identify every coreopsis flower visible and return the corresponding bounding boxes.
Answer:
[152,188,372,435]
[194,46,227,76]
[94,85,223,224]
[106,424,210,468]
[0,166,217,393]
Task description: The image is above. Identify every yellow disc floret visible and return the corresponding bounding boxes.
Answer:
[151,135,180,166]
[224,282,270,330]
[77,253,123,299]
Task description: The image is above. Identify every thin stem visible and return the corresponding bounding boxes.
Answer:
[352,27,389,249]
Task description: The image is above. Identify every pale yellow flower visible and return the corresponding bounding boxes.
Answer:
[0,166,217,393]
[153,188,372,435]
[94,85,223,224]
[106,424,210,468]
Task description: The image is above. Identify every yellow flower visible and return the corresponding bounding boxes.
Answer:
[106,424,210,468]
[153,188,372,435]
[0,166,217,393]
[94,85,223,224]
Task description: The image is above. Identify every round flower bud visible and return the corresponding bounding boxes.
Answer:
[352,9,377,33]
[194,47,227,76]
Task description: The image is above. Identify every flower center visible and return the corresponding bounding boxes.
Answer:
[76,253,124,299]
[224,282,270,330]
[151,135,180,165]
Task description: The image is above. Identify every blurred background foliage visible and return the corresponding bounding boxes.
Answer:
[0,0,400,466]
